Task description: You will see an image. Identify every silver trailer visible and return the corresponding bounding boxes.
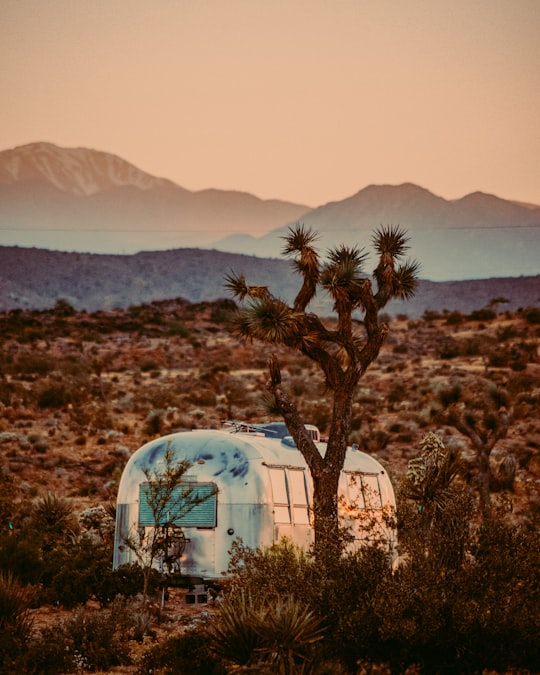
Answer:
[113,423,397,580]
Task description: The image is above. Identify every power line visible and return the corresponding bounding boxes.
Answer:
[1,224,539,234]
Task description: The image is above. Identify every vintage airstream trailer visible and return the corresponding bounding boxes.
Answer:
[113,423,397,580]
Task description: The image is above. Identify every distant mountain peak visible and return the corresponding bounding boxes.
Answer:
[0,142,175,196]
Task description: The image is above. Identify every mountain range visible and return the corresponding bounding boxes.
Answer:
[1,245,538,319]
[1,142,539,283]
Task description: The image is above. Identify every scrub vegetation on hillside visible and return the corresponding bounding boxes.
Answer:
[1,297,539,673]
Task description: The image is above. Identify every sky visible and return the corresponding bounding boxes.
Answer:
[2,0,539,208]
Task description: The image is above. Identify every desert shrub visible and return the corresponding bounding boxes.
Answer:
[0,378,25,406]
[387,382,407,404]
[95,562,157,606]
[487,343,531,370]
[445,310,464,325]
[14,353,57,377]
[447,519,540,672]
[373,555,460,671]
[468,308,496,321]
[53,299,76,317]
[353,428,390,454]
[27,600,134,674]
[138,625,226,674]
[143,409,166,436]
[438,337,460,359]
[227,538,313,602]
[0,534,43,585]
[0,571,35,672]
[523,306,540,324]
[223,500,540,673]
[496,324,521,341]
[225,539,391,671]
[140,359,161,373]
[305,400,331,433]
[144,383,180,409]
[167,320,190,337]
[69,400,114,431]
[209,298,237,324]
[0,461,17,527]
[36,376,92,408]
[47,536,114,608]
[188,387,217,407]
[8,497,120,607]
[374,484,540,673]
[461,335,485,356]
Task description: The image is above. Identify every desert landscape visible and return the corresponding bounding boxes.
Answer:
[3,2,539,670]
[1,293,539,673]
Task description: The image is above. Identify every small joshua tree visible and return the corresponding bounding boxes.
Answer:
[433,377,512,520]
[400,432,469,568]
[225,223,419,555]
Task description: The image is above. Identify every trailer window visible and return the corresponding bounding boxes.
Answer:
[288,469,310,524]
[269,468,290,523]
[268,467,309,524]
[345,473,382,510]
[362,475,383,509]
[138,482,217,527]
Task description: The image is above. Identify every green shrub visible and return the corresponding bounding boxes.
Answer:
[36,375,91,408]
[438,337,460,359]
[95,563,153,606]
[523,306,540,324]
[43,536,126,608]
[188,387,217,407]
[0,571,35,671]
[27,600,134,674]
[445,310,464,325]
[139,625,226,674]
[0,535,43,585]
[468,308,496,321]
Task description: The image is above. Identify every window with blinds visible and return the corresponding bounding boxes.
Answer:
[138,482,217,527]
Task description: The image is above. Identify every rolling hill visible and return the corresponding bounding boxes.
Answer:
[1,245,538,318]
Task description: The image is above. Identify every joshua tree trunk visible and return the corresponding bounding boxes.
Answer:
[268,354,357,553]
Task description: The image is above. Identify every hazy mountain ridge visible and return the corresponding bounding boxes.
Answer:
[1,142,539,280]
[0,142,311,252]
[0,141,176,195]
[214,184,540,280]
[1,245,538,318]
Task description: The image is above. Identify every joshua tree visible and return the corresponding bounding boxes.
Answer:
[433,377,513,520]
[225,224,419,553]
[400,432,469,568]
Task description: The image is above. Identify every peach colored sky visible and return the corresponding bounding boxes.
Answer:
[2,0,539,207]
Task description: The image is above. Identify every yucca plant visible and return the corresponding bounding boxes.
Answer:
[210,592,325,674]
[29,493,79,552]
[0,571,34,665]
[258,596,326,674]
[209,591,267,667]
